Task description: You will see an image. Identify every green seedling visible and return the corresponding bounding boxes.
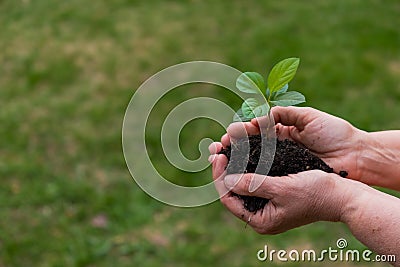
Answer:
[234,58,305,122]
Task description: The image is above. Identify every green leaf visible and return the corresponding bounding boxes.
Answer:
[241,98,259,119]
[233,108,250,122]
[241,98,269,119]
[270,91,306,107]
[268,84,288,99]
[267,58,300,93]
[236,72,265,94]
[253,103,270,116]
[277,84,289,94]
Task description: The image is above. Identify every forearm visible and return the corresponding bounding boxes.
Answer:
[358,131,400,190]
[340,180,400,261]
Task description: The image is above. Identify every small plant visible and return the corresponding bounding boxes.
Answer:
[234,58,305,122]
[220,57,347,213]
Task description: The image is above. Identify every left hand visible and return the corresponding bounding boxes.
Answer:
[209,149,353,234]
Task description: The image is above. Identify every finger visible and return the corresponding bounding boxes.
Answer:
[221,133,230,147]
[275,124,299,141]
[224,173,278,199]
[250,116,275,130]
[271,106,310,131]
[220,193,270,230]
[227,122,260,139]
[212,154,228,180]
[212,155,229,197]
[220,194,258,221]
[208,142,223,155]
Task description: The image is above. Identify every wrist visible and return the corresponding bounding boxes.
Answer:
[315,173,358,222]
[319,172,374,223]
[355,130,400,189]
[352,128,370,181]
[336,178,372,224]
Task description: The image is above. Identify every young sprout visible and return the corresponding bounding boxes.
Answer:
[234,58,305,122]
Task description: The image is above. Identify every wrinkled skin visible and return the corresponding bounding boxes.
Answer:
[209,106,400,266]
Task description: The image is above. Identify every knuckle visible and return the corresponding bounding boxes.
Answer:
[301,106,315,114]
[268,178,288,196]
[238,173,253,192]
[269,182,283,196]
[302,106,313,112]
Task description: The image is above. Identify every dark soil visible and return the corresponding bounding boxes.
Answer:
[218,135,347,213]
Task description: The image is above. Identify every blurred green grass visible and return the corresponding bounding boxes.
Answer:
[1,0,399,266]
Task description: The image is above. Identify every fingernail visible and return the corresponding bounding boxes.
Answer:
[248,174,265,193]
[208,154,216,163]
[208,143,215,154]
[224,175,240,189]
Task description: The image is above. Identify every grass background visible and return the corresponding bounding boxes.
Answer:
[1,0,400,266]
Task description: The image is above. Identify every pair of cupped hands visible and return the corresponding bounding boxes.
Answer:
[208,106,368,234]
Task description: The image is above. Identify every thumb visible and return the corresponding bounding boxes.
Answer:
[224,173,278,199]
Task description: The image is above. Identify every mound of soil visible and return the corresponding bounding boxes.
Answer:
[218,135,347,213]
